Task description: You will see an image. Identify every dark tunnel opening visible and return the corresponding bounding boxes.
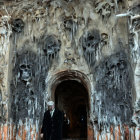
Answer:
[55,80,89,139]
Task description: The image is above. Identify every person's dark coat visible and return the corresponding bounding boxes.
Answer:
[41,109,63,140]
[63,117,70,138]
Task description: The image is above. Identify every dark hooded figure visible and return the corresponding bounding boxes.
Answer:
[40,101,63,140]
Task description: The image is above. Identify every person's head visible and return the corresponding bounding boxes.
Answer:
[47,101,55,111]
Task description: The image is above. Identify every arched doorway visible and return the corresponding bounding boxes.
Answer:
[55,80,88,139]
[48,70,92,140]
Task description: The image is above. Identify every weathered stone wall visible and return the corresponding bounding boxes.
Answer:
[0,0,139,139]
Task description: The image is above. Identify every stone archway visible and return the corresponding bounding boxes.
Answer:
[47,70,93,140]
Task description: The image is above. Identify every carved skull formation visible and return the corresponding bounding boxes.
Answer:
[95,0,114,18]
[132,17,140,31]
[81,30,100,53]
[19,63,32,82]
[63,19,76,32]
[105,54,127,79]
[43,35,61,56]
[107,57,127,71]
[12,19,24,33]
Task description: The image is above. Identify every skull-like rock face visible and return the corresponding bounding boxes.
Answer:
[64,19,73,31]
[19,63,32,82]
[82,30,100,53]
[117,60,127,70]
[105,58,127,81]
[12,19,24,33]
[64,19,77,32]
[62,18,77,39]
[132,17,140,31]
[106,54,127,71]
[130,4,140,15]
[80,29,100,66]
[95,0,114,19]
[43,35,61,56]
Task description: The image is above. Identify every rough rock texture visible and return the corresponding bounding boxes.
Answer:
[80,29,101,67]
[94,52,133,128]
[0,0,139,139]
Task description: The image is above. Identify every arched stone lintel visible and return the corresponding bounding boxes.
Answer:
[47,70,91,111]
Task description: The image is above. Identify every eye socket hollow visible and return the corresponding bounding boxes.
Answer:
[20,65,26,69]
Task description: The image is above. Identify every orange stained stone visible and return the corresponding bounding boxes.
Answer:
[3,125,8,140]
[88,126,94,140]
[124,125,129,140]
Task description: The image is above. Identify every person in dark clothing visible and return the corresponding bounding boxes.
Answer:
[63,113,70,138]
[40,101,63,140]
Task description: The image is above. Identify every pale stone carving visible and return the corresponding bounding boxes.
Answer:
[95,0,115,19]
[43,35,61,57]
